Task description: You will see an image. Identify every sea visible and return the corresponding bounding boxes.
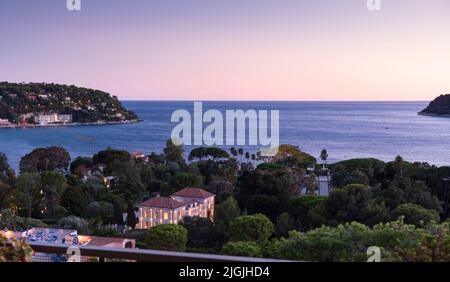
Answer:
[1,101,450,172]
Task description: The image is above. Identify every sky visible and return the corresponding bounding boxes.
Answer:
[0,0,449,101]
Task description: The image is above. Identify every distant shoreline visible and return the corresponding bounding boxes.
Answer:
[418,112,450,118]
[0,119,142,129]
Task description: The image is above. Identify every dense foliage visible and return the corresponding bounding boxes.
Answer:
[0,82,138,123]
[1,141,450,261]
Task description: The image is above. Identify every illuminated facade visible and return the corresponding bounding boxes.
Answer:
[137,188,215,229]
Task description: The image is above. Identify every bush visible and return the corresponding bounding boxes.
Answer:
[221,241,261,257]
[0,236,33,262]
[144,224,188,252]
[392,204,440,227]
[57,216,89,234]
[230,214,274,244]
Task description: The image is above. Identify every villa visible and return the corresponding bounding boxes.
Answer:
[0,118,11,126]
[137,187,215,229]
[36,113,73,125]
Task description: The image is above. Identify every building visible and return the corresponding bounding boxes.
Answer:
[1,228,135,262]
[131,151,146,160]
[137,188,215,229]
[36,113,72,125]
[0,118,11,126]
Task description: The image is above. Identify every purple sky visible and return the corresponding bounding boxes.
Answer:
[1,0,449,101]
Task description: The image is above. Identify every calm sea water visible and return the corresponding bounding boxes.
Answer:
[1,101,450,171]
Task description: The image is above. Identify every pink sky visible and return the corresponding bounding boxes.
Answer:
[1,0,449,101]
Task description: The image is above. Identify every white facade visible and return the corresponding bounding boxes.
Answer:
[0,118,11,125]
[37,114,72,124]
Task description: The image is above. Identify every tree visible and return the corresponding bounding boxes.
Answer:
[207,180,234,202]
[330,158,386,188]
[92,148,131,171]
[272,145,317,167]
[70,156,93,177]
[288,196,327,231]
[109,160,145,202]
[60,187,88,216]
[86,201,114,223]
[308,184,387,227]
[20,147,71,173]
[392,204,440,227]
[37,172,68,218]
[0,153,15,185]
[188,147,207,161]
[320,149,328,168]
[144,224,188,252]
[163,139,184,164]
[14,173,42,217]
[57,216,89,234]
[266,219,450,262]
[235,167,299,220]
[266,222,372,262]
[180,217,226,251]
[229,214,274,244]
[0,154,15,210]
[215,196,240,228]
[189,147,230,161]
[169,173,203,191]
[275,213,295,238]
[230,147,238,158]
[238,148,244,162]
[395,155,404,178]
[221,241,261,257]
[379,177,441,212]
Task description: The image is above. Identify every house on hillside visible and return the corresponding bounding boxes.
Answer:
[137,188,215,229]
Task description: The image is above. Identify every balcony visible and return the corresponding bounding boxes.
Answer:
[4,241,289,262]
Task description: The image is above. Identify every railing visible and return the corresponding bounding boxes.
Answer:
[4,241,291,262]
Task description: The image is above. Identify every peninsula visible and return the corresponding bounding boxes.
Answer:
[419,94,450,117]
[0,82,139,127]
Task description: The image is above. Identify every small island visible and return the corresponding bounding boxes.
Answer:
[419,94,450,117]
[0,82,139,128]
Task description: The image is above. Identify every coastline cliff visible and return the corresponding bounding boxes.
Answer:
[0,82,139,127]
[419,94,450,117]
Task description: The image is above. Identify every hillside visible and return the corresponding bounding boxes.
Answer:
[0,82,138,125]
[419,94,450,116]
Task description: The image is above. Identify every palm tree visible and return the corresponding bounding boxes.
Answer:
[238,148,244,163]
[230,147,238,158]
[320,149,328,169]
[251,154,256,166]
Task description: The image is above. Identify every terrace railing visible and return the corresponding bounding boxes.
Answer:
[4,241,291,262]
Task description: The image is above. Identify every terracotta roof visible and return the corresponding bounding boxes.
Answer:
[131,151,145,158]
[87,236,131,246]
[138,197,185,209]
[172,188,214,198]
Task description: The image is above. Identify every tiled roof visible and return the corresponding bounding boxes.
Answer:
[172,188,214,198]
[138,197,185,209]
[131,151,145,158]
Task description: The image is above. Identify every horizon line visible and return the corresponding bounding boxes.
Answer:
[119,99,430,103]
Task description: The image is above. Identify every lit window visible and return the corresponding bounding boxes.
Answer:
[164,212,169,220]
